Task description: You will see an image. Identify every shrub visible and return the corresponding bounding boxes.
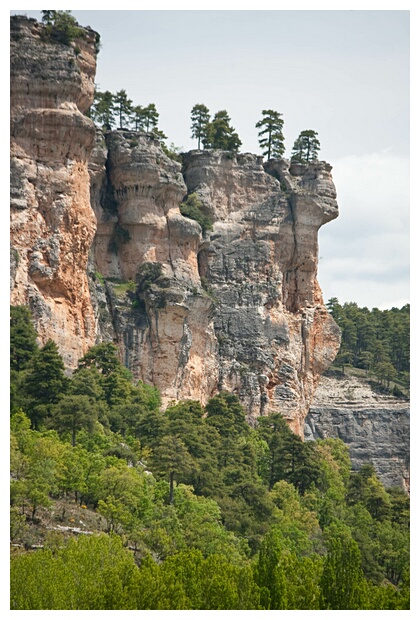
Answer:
[41,10,85,47]
[180,193,213,235]
[136,262,164,294]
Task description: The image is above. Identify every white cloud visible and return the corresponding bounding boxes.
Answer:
[318,150,409,309]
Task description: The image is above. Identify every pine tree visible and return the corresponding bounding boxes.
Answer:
[191,104,211,149]
[51,394,96,446]
[141,103,159,132]
[256,110,285,160]
[203,111,242,152]
[290,130,321,163]
[132,105,144,131]
[91,90,116,130]
[25,340,68,429]
[152,435,196,504]
[10,306,39,372]
[114,89,133,129]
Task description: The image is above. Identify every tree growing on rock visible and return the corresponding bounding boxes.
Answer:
[203,110,242,152]
[41,10,85,46]
[191,104,211,150]
[138,103,159,132]
[90,90,116,130]
[114,89,133,129]
[290,130,321,163]
[256,110,285,160]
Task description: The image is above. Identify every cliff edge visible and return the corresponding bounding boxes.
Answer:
[10,16,340,435]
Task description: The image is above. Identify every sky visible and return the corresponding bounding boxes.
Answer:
[8,5,411,310]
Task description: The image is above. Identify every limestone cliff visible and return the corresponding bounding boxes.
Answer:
[10,15,340,435]
[89,131,219,406]
[89,140,340,435]
[305,372,410,490]
[10,15,99,367]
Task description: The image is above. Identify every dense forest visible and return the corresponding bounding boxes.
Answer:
[10,306,409,610]
[327,299,410,393]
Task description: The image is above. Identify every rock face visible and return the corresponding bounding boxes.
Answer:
[182,151,340,434]
[89,131,219,406]
[10,15,340,435]
[305,373,410,489]
[10,16,99,367]
[90,143,340,434]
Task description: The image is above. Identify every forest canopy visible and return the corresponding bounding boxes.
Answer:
[10,306,409,610]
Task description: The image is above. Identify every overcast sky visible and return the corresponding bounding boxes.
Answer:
[9,6,410,310]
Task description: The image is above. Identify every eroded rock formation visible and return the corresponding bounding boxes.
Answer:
[89,131,219,406]
[10,15,341,435]
[10,15,99,367]
[305,372,410,490]
[182,151,340,434]
[90,141,340,435]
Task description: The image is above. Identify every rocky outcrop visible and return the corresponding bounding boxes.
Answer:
[10,16,99,367]
[10,15,340,434]
[90,143,340,434]
[305,372,410,489]
[182,151,340,434]
[89,131,219,405]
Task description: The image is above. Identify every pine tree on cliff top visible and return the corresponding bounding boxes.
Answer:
[202,110,242,152]
[256,109,285,160]
[291,129,321,163]
[114,89,133,130]
[191,104,211,149]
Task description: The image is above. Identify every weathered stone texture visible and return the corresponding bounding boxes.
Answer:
[10,15,341,435]
[305,373,410,490]
[10,16,99,367]
[182,151,340,434]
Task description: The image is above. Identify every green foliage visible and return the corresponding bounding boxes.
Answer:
[291,129,321,163]
[161,141,183,162]
[111,280,136,297]
[327,298,410,388]
[11,534,139,609]
[179,192,213,235]
[135,261,164,294]
[49,394,97,446]
[9,319,410,609]
[89,90,116,129]
[257,412,322,493]
[138,103,159,132]
[191,103,211,149]
[256,109,285,160]
[320,524,368,609]
[108,223,131,254]
[10,305,39,372]
[151,435,196,504]
[25,339,68,429]
[41,10,85,47]
[202,110,242,152]
[114,89,133,129]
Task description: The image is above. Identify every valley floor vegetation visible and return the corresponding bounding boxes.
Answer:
[10,305,409,610]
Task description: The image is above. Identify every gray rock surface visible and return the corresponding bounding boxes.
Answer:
[304,372,410,489]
